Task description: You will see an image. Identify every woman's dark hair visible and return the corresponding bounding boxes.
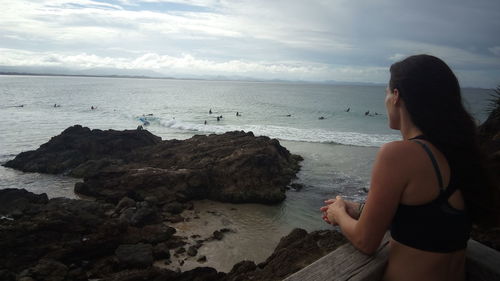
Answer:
[389,54,494,225]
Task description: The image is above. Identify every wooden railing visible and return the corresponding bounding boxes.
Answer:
[283,235,500,281]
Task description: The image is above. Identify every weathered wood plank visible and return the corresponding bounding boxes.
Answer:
[466,239,500,281]
[283,236,500,281]
[283,234,390,281]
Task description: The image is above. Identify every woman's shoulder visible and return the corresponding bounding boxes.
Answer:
[379,140,420,156]
[377,140,426,167]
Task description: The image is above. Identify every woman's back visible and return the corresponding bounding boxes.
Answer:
[383,137,468,281]
[385,240,466,281]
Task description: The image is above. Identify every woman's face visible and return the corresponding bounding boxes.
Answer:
[385,86,399,130]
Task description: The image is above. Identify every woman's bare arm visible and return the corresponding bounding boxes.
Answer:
[326,141,411,254]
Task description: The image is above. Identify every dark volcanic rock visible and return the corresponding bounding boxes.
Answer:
[75,166,208,204]
[115,243,153,268]
[175,247,186,254]
[100,268,172,281]
[97,266,225,281]
[226,260,256,277]
[224,228,347,281]
[187,245,198,256]
[74,130,302,206]
[163,201,185,214]
[167,214,185,223]
[121,224,175,245]
[177,267,224,281]
[213,230,224,240]
[5,126,302,211]
[153,242,171,260]
[0,188,48,218]
[471,225,500,251]
[0,189,125,275]
[3,125,161,176]
[115,197,136,213]
[129,202,161,227]
[18,259,68,281]
[0,270,15,281]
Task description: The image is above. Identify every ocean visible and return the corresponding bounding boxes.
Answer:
[0,75,493,271]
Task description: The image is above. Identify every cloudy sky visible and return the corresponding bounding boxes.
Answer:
[1,0,500,87]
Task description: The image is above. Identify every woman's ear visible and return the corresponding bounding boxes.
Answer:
[392,88,401,105]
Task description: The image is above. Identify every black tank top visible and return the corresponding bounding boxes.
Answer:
[390,136,471,253]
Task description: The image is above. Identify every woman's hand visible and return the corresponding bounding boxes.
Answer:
[320,200,337,225]
[320,196,361,225]
[326,196,347,223]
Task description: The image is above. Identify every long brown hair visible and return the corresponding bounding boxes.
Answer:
[389,54,493,224]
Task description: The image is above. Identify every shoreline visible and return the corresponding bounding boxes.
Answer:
[163,200,295,273]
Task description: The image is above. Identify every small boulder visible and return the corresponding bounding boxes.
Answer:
[115,197,136,213]
[119,208,135,225]
[0,270,15,281]
[163,202,184,215]
[130,203,160,227]
[167,214,184,223]
[115,243,153,268]
[213,230,224,240]
[0,189,48,217]
[144,196,159,206]
[175,247,186,254]
[228,260,257,276]
[153,243,171,260]
[23,259,68,281]
[187,246,198,256]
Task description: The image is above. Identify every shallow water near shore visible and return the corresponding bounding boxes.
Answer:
[0,75,492,271]
[163,200,296,273]
[160,141,378,273]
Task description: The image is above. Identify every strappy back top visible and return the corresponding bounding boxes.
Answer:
[390,135,471,253]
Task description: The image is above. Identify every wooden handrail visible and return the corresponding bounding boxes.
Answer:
[283,234,390,281]
[283,235,500,281]
[466,239,500,281]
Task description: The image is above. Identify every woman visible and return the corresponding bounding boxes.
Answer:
[321,55,485,281]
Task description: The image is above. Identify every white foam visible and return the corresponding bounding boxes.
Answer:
[154,118,400,147]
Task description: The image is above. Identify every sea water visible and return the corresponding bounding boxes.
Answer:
[0,75,493,270]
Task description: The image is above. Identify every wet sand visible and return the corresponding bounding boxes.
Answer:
[161,199,298,273]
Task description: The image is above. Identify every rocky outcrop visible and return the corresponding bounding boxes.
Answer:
[223,228,347,281]
[0,189,346,281]
[4,125,302,207]
[114,243,154,268]
[3,125,161,176]
[74,130,302,205]
[0,189,125,279]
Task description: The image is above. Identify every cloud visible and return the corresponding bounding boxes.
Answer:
[388,54,406,62]
[0,0,499,87]
[489,46,500,56]
[138,0,219,7]
[388,40,500,68]
[0,47,390,82]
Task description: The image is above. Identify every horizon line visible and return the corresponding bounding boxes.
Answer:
[0,71,493,90]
